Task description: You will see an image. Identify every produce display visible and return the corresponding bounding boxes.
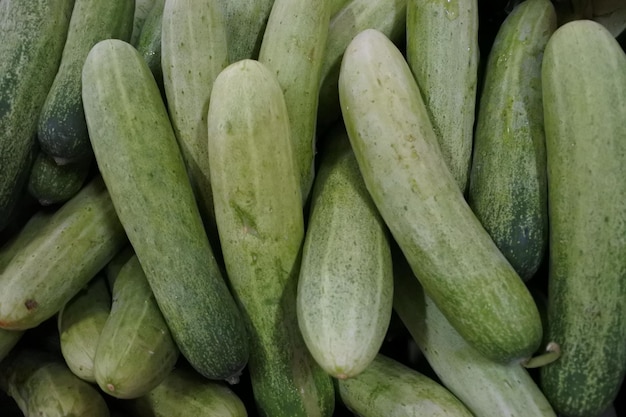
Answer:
[1,0,625,416]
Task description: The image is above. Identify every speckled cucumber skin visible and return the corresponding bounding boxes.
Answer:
[539,20,626,417]
[339,29,542,364]
[217,0,275,62]
[0,177,127,331]
[208,59,334,417]
[27,151,91,206]
[82,39,248,381]
[468,0,555,282]
[0,0,74,231]
[296,126,393,379]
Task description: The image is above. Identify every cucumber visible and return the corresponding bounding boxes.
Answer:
[336,354,474,417]
[57,274,111,383]
[0,176,127,330]
[82,39,248,380]
[0,0,74,231]
[393,248,557,417]
[207,59,334,417]
[38,0,135,164]
[406,0,478,193]
[128,366,248,417]
[296,125,393,379]
[539,20,626,417]
[136,0,165,92]
[468,0,554,282]
[338,28,542,364]
[0,330,23,364]
[0,211,52,274]
[94,253,179,399]
[217,0,275,62]
[258,0,331,202]
[0,348,109,417]
[131,0,156,46]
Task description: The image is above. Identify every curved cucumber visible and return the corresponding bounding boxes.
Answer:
[338,28,542,364]
[27,150,91,206]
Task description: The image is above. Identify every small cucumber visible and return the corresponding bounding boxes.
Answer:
[540,20,626,417]
[57,274,111,383]
[296,125,393,379]
[336,354,474,417]
[338,28,542,364]
[208,59,334,417]
[217,0,275,62]
[82,39,248,380]
[0,176,127,330]
[468,0,555,282]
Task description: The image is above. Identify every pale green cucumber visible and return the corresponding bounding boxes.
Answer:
[82,39,248,380]
[539,20,626,417]
[393,249,557,417]
[0,348,109,417]
[57,274,111,383]
[95,253,178,399]
[406,0,478,192]
[38,0,135,163]
[317,0,407,133]
[131,0,156,46]
[0,330,23,364]
[0,0,74,231]
[336,354,474,417]
[208,59,334,417]
[0,176,127,330]
[258,0,331,202]
[217,0,274,62]
[296,125,393,379]
[27,150,91,206]
[129,367,248,417]
[161,0,229,240]
[136,0,165,90]
[339,28,542,364]
[468,0,554,282]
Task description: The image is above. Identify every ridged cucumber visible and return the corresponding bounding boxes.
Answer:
[296,125,393,379]
[339,28,542,364]
[539,20,626,417]
[217,0,275,62]
[0,176,127,330]
[82,39,248,380]
[468,0,555,282]
[27,150,91,206]
[208,59,334,417]
[406,0,479,192]
[0,0,74,231]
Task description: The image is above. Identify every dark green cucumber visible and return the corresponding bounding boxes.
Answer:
[136,0,165,92]
[27,150,91,206]
[540,20,626,417]
[296,125,393,379]
[94,253,179,399]
[0,0,74,231]
[339,28,542,364]
[0,176,127,330]
[468,0,555,282]
[82,39,248,381]
[208,59,334,417]
[217,0,275,62]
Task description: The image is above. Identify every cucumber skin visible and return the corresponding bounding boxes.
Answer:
[0,0,74,231]
[136,0,165,92]
[217,0,275,62]
[539,20,626,417]
[339,29,542,364]
[27,151,91,206]
[38,0,135,164]
[468,0,555,282]
[82,39,249,381]
[208,59,334,417]
[297,126,393,379]
[0,177,127,331]
[131,0,156,46]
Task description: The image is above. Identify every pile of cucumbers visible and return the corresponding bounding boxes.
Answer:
[1,0,625,416]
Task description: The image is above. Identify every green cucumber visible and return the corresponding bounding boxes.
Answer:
[338,28,542,364]
[330,0,351,16]
[217,0,275,62]
[336,354,474,417]
[393,249,557,417]
[136,0,165,92]
[0,176,127,330]
[128,367,248,417]
[208,59,334,417]
[57,274,111,383]
[131,0,156,46]
[0,348,109,417]
[296,125,393,379]
[468,0,554,282]
[258,0,331,202]
[0,0,74,231]
[0,330,23,364]
[539,20,626,417]
[38,0,135,164]
[0,211,52,274]
[94,253,179,399]
[406,0,479,192]
[82,39,248,380]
